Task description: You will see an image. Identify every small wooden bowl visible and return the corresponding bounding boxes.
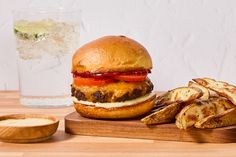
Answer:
[0,114,59,143]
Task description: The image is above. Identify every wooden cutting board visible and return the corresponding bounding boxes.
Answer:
[65,112,236,143]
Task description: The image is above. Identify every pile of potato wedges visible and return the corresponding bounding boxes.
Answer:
[141,78,236,129]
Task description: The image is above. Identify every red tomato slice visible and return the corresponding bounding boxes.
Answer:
[114,74,147,82]
[74,76,114,86]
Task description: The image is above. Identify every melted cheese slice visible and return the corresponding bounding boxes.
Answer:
[0,118,54,126]
[73,92,156,109]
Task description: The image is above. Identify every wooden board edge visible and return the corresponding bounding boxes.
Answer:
[65,112,236,143]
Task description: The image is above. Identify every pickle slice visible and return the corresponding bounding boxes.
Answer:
[14,19,55,41]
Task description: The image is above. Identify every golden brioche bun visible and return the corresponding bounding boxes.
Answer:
[72,35,152,73]
[74,94,156,119]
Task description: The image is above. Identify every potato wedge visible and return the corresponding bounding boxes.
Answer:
[193,78,236,106]
[156,87,203,106]
[175,100,215,129]
[214,97,235,113]
[141,102,182,125]
[195,107,236,129]
[175,97,234,129]
[188,81,210,100]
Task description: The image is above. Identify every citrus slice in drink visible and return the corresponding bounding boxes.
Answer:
[14,19,55,41]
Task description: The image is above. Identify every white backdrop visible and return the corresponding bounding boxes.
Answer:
[1,0,236,91]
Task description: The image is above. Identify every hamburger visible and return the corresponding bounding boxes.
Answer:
[71,35,155,119]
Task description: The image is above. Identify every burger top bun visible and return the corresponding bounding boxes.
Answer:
[72,35,152,73]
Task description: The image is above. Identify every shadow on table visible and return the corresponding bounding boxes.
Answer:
[41,130,75,143]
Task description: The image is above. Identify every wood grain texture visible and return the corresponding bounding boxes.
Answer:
[65,112,236,143]
[0,114,59,143]
[0,91,236,157]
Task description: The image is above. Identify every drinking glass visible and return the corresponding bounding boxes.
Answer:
[13,8,81,107]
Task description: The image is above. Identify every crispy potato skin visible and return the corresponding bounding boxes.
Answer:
[156,87,203,106]
[193,78,236,106]
[141,87,203,125]
[140,78,236,129]
[195,107,236,129]
[141,102,182,125]
[175,97,235,129]
[188,81,210,101]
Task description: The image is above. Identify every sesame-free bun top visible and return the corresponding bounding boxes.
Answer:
[72,35,152,73]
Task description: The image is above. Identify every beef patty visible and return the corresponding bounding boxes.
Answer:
[71,79,153,103]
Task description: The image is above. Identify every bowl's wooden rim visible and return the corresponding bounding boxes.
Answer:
[0,114,59,128]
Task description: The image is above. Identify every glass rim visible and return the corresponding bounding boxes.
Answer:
[12,7,81,14]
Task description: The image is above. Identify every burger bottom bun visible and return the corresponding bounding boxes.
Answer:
[74,94,156,119]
